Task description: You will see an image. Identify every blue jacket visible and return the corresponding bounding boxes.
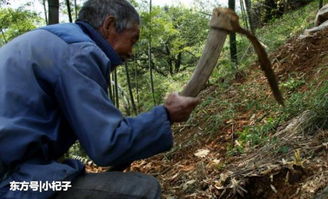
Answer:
[0,22,173,199]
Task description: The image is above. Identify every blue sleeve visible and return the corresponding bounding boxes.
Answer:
[54,43,173,166]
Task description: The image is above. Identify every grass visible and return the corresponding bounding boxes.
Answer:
[228,70,328,156]
[256,0,318,50]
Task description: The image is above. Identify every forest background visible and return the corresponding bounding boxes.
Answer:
[1,0,320,116]
[1,0,327,178]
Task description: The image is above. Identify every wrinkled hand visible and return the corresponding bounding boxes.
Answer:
[164,92,201,123]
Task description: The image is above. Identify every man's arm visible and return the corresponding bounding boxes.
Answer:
[54,43,198,167]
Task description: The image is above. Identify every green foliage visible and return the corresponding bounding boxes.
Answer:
[114,0,318,115]
[227,144,244,156]
[306,81,328,130]
[277,145,290,154]
[118,5,209,113]
[256,0,317,51]
[280,78,328,132]
[281,77,305,91]
[0,7,41,45]
[136,6,208,76]
[237,117,278,146]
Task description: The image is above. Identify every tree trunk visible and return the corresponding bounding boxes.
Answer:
[319,0,323,9]
[229,0,238,69]
[1,29,8,44]
[125,63,137,115]
[240,0,250,31]
[165,44,174,76]
[74,0,78,20]
[148,0,156,105]
[65,0,73,23]
[264,0,277,22]
[48,0,59,24]
[283,0,289,13]
[245,0,256,34]
[174,52,182,73]
[134,63,140,113]
[43,0,48,24]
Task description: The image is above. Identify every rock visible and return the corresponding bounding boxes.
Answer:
[301,3,328,39]
[306,20,328,34]
[299,20,328,39]
[315,4,328,26]
[275,110,315,136]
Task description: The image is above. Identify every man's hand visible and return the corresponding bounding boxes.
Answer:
[164,93,201,123]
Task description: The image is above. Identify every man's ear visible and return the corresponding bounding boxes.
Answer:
[99,15,116,37]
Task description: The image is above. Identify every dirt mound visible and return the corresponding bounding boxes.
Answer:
[272,29,328,79]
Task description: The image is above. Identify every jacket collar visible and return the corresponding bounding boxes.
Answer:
[76,21,123,69]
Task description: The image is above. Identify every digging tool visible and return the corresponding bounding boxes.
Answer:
[181,8,284,106]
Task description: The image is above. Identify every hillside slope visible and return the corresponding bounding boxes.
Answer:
[130,27,328,199]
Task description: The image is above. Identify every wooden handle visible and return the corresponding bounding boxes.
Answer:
[181,8,284,105]
[180,8,233,97]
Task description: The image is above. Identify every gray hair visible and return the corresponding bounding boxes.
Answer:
[78,0,140,32]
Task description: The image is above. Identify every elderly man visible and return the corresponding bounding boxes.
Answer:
[0,0,200,198]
